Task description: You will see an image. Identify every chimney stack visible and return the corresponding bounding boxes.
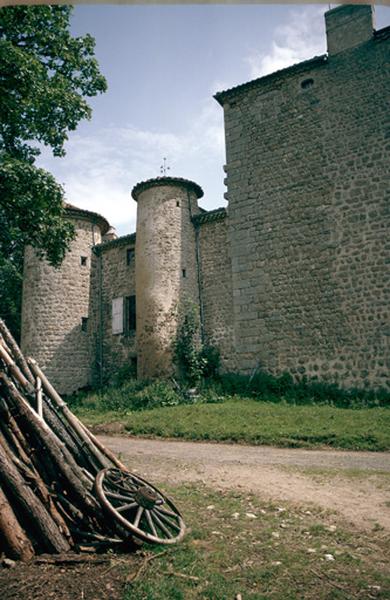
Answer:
[325,4,374,56]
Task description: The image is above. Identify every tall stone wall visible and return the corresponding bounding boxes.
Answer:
[89,235,137,385]
[21,216,104,394]
[196,209,235,371]
[218,15,389,390]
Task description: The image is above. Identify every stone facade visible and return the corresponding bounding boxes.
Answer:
[194,208,235,371]
[90,234,137,385]
[215,4,389,390]
[20,5,389,394]
[133,178,202,379]
[21,208,108,394]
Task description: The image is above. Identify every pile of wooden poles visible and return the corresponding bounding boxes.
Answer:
[0,319,142,561]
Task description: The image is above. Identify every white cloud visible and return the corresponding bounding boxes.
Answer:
[246,7,327,79]
[36,98,225,235]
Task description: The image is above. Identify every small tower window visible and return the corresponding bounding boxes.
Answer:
[81,317,88,332]
[126,248,135,266]
[301,78,314,90]
[176,201,180,207]
[80,256,87,266]
[125,295,136,333]
[182,269,186,278]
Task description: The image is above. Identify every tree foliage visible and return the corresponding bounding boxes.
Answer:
[0,5,107,338]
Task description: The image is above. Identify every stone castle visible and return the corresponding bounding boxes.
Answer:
[21,5,389,395]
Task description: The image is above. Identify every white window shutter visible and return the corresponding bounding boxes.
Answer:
[112,297,124,334]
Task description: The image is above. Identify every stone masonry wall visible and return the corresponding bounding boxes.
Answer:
[135,182,201,379]
[197,211,235,371]
[221,29,389,390]
[21,217,102,394]
[89,235,137,385]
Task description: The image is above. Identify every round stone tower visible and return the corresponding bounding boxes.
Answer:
[21,204,109,395]
[132,177,203,379]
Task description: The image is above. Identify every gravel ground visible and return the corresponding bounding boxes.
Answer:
[99,435,390,531]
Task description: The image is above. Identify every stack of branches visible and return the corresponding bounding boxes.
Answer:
[0,319,183,562]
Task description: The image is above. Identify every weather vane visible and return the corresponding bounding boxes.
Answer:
[160,157,170,176]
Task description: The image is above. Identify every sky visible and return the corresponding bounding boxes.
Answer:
[36,4,389,237]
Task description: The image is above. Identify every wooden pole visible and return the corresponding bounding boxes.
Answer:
[0,319,35,385]
[0,485,35,561]
[27,359,111,470]
[36,376,43,419]
[0,374,100,517]
[0,342,34,394]
[0,442,71,554]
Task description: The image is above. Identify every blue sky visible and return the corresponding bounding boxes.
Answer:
[36,4,389,236]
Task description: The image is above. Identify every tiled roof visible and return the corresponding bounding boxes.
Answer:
[132,176,204,201]
[93,232,136,254]
[214,55,327,106]
[192,207,227,226]
[64,203,110,235]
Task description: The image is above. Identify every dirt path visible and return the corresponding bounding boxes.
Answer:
[99,435,390,532]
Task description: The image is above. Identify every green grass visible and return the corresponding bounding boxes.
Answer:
[75,396,390,451]
[120,483,389,599]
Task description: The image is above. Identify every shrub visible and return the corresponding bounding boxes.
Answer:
[173,304,220,385]
[216,370,390,408]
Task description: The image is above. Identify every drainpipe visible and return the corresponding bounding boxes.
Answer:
[94,248,104,387]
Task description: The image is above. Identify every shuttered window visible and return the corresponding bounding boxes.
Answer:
[112,297,124,335]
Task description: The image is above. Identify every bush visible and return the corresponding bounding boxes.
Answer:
[68,379,188,413]
[173,304,220,385]
[216,371,390,408]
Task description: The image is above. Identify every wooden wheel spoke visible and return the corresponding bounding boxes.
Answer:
[105,490,135,502]
[133,505,143,528]
[151,511,174,538]
[154,508,181,532]
[156,505,179,519]
[117,501,138,513]
[145,509,158,537]
[110,480,138,494]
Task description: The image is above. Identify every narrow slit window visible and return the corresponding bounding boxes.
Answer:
[80,256,87,266]
[182,269,186,278]
[81,317,88,332]
[301,78,314,90]
[176,201,180,207]
[126,248,135,266]
[125,295,136,333]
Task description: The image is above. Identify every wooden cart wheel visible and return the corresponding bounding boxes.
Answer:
[94,468,185,545]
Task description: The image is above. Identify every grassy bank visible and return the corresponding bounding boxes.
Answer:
[123,483,389,599]
[75,396,390,451]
